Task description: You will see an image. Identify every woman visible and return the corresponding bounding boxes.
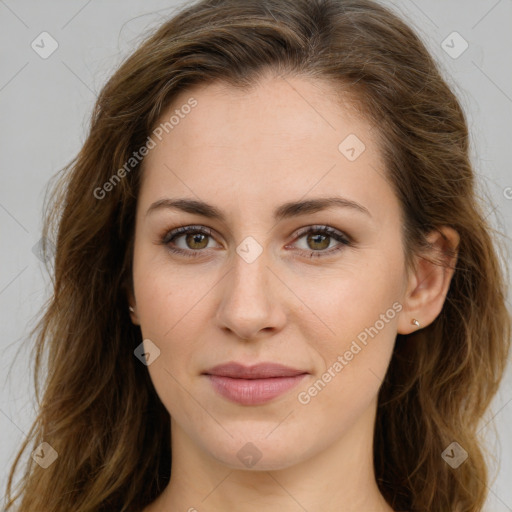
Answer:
[5,0,510,510]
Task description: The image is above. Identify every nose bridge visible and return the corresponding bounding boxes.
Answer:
[227,241,273,311]
[215,239,285,339]
[231,245,269,298]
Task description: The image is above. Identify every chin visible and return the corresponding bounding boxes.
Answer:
[196,425,317,472]
[209,444,306,472]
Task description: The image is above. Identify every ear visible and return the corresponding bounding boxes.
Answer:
[397,226,459,334]
[128,299,140,325]
[125,281,140,326]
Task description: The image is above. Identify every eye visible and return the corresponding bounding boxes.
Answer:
[288,225,352,258]
[161,225,220,257]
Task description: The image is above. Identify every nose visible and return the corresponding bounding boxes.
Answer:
[214,247,287,341]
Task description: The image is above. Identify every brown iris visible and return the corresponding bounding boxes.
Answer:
[186,233,209,250]
[307,233,330,250]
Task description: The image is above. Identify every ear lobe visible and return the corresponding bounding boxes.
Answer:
[128,303,140,325]
[397,226,459,334]
[126,288,140,325]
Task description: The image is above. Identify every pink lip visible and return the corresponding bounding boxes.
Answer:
[203,362,308,405]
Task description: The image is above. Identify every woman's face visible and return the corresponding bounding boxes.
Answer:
[131,74,410,470]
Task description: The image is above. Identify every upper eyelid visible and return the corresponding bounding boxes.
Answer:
[293,224,349,239]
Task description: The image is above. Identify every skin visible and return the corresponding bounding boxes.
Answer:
[130,73,459,512]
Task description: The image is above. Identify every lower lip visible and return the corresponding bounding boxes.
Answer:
[205,374,308,405]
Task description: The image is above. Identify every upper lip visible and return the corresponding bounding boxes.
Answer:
[203,362,308,379]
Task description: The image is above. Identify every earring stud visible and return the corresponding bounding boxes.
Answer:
[129,306,135,313]
[411,318,420,328]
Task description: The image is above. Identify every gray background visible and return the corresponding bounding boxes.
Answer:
[1,0,511,510]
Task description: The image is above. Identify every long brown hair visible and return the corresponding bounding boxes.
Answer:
[5,0,510,510]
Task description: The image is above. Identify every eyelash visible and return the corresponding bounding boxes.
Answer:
[160,224,352,259]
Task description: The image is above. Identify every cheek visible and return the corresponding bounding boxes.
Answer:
[291,255,402,411]
[292,253,403,349]
[132,245,214,341]
[132,260,208,419]
[131,267,191,406]
[294,297,398,438]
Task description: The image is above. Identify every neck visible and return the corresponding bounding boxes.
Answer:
[147,399,394,512]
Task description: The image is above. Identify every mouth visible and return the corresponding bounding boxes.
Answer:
[202,362,309,405]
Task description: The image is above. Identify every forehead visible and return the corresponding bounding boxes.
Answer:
[146,75,371,159]
[138,75,394,220]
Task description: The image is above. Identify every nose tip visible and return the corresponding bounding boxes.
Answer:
[214,255,286,341]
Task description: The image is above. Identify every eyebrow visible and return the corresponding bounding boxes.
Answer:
[146,196,371,221]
